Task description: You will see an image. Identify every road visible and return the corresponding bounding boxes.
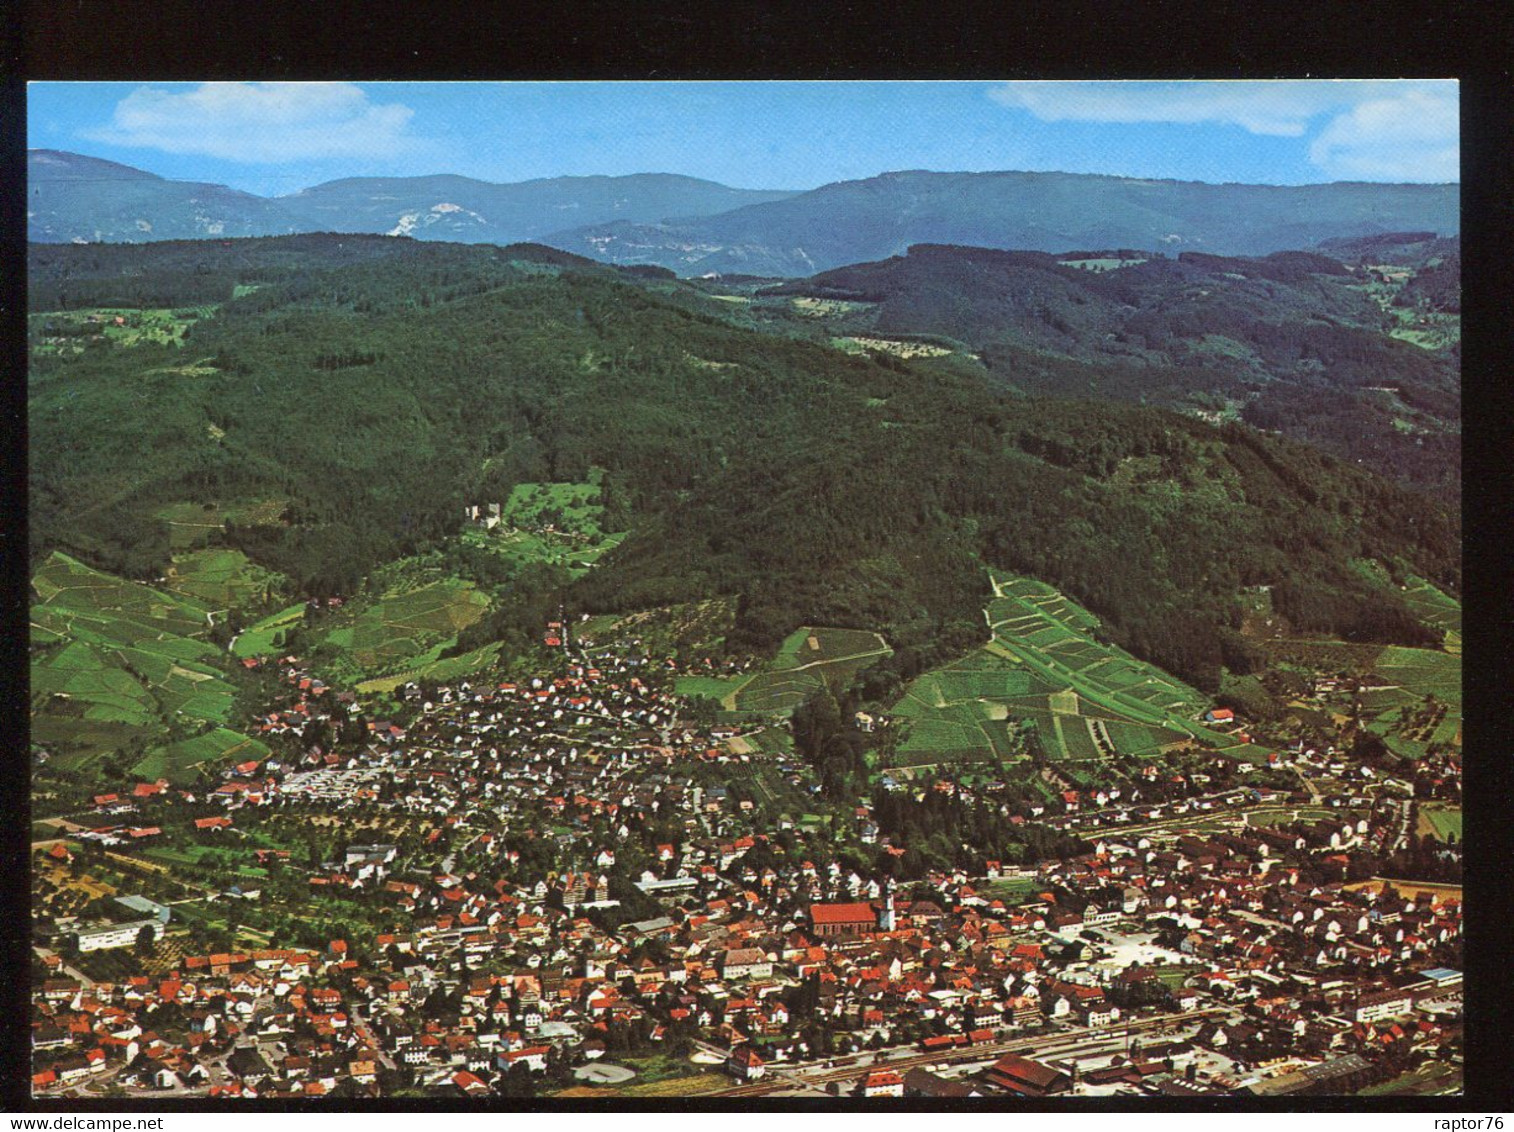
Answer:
[1386,799,1413,854]
[34,944,96,988]
[1231,907,1294,934]
[351,1007,398,1071]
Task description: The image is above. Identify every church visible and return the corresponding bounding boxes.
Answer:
[808,887,896,937]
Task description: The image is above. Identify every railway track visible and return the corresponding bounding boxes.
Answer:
[712,1008,1225,1097]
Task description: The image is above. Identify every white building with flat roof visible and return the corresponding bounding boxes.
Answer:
[76,918,162,952]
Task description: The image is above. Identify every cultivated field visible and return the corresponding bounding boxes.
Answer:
[1400,577,1461,636]
[1418,805,1462,843]
[161,548,286,613]
[30,552,246,771]
[1056,257,1149,272]
[29,307,210,357]
[131,727,271,784]
[1263,639,1387,672]
[1362,645,1461,759]
[673,675,745,702]
[465,476,628,578]
[789,296,874,318]
[979,875,1044,904]
[681,626,892,715]
[884,572,1236,771]
[832,336,953,359]
[318,577,490,682]
[1345,878,1462,904]
[618,1073,727,1098]
[231,603,306,658]
[356,641,505,695]
[33,551,211,640]
[503,480,601,530]
[1262,613,1461,761]
[583,598,739,661]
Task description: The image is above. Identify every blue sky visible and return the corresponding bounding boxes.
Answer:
[28,81,1459,197]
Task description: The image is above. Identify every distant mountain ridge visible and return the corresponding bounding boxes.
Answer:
[26,150,798,245]
[274,171,799,243]
[29,152,1458,277]
[27,150,295,242]
[545,169,1460,274]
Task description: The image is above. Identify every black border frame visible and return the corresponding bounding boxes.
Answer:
[5,0,1508,1115]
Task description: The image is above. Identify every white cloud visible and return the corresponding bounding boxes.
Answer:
[990,80,1397,137]
[83,82,424,163]
[990,80,1458,181]
[1308,88,1459,182]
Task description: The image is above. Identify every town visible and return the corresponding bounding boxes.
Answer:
[31,619,1463,1101]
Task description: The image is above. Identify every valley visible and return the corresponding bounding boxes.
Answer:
[27,222,1461,1102]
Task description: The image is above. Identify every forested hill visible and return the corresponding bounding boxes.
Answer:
[766,243,1461,499]
[542,169,1459,275]
[26,234,611,310]
[28,235,1458,692]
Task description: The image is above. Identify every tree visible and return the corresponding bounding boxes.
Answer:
[496,1061,537,1099]
[135,924,157,956]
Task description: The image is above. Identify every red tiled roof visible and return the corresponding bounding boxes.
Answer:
[728,1044,763,1067]
[809,902,877,926]
[987,1054,1067,1095]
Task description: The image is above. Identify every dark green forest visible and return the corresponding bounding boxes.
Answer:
[769,243,1461,498]
[29,235,1459,693]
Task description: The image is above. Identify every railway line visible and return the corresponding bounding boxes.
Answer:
[712,1007,1227,1098]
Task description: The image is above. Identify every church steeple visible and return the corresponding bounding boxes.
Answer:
[879,877,896,931]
